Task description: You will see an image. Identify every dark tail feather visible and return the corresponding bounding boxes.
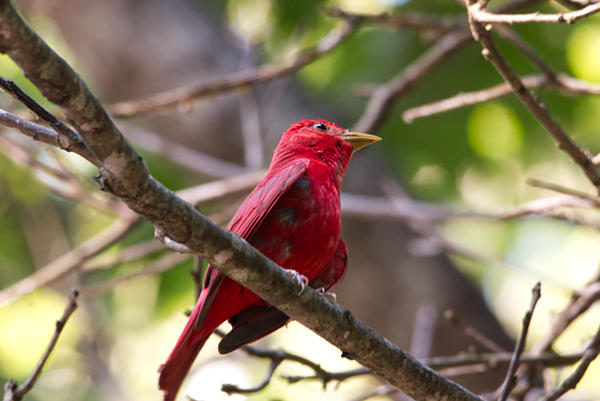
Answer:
[158,335,209,401]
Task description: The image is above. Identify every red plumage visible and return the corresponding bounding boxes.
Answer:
[158,119,379,401]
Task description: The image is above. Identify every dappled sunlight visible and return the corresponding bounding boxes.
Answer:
[0,289,82,378]
[567,20,600,83]
[467,102,523,160]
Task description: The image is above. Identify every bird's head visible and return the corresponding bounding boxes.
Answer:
[272,119,381,178]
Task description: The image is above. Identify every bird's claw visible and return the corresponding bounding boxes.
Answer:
[285,269,309,294]
[317,287,337,303]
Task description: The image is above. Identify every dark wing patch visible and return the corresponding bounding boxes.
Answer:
[193,161,309,330]
[218,239,347,351]
[218,306,289,354]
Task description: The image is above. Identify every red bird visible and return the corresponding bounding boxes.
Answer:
[159,119,380,401]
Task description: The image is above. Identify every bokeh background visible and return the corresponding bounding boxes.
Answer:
[1,0,600,400]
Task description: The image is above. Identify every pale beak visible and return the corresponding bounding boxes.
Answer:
[341,132,382,152]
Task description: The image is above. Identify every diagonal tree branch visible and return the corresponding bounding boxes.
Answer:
[466,0,600,192]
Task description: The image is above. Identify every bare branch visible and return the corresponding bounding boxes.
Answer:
[353,29,472,133]
[540,323,600,401]
[466,2,600,192]
[444,310,507,353]
[0,78,98,164]
[0,217,139,306]
[0,167,264,306]
[0,107,89,157]
[212,329,365,392]
[175,170,264,206]
[82,239,164,273]
[107,18,362,117]
[493,24,556,78]
[82,252,189,297]
[526,178,600,206]
[221,357,283,395]
[498,282,541,401]
[499,194,598,218]
[329,8,465,36]
[282,351,583,385]
[470,3,600,24]
[352,0,546,132]
[531,273,600,355]
[403,74,600,123]
[0,135,131,217]
[2,289,79,401]
[117,122,247,178]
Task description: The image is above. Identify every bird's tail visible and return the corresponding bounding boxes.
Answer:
[158,333,209,401]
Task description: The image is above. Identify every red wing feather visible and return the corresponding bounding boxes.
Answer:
[194,161,309,328]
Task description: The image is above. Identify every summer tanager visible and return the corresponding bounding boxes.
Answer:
[159,119,380,401]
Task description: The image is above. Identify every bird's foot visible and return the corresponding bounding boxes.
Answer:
[316,287,337,303]
[285,269,309,294]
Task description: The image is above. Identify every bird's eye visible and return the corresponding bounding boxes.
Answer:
[313,122,328,131]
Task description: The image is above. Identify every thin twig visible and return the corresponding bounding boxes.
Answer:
[329,8,465,36]
[493,24,557,78]
[444,310,507,353]
[281,351,582,385]
[526,178,600,206]
[513,267,600,397]
[353,29,472,133]
[0,108,90,158]
[0,217,139,306]
[0,135,130,217]
[2,289,79,401]
[212,329,346,389]
[222,358,283,395]
[353,0,545,132]
[82,252,189,297]
[117,122,247,178]
[0,78,98,165]
[540,323,600,401]
[500,194,598,218]
[471,2,600,24]
[0,169,264,305]
[108,18,362,117]
[82,239,164,273]
[498,282,541,401]
[403,74,600,122]
[531,272,600,355]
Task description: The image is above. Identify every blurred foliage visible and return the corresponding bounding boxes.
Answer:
[1,0,600,400]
